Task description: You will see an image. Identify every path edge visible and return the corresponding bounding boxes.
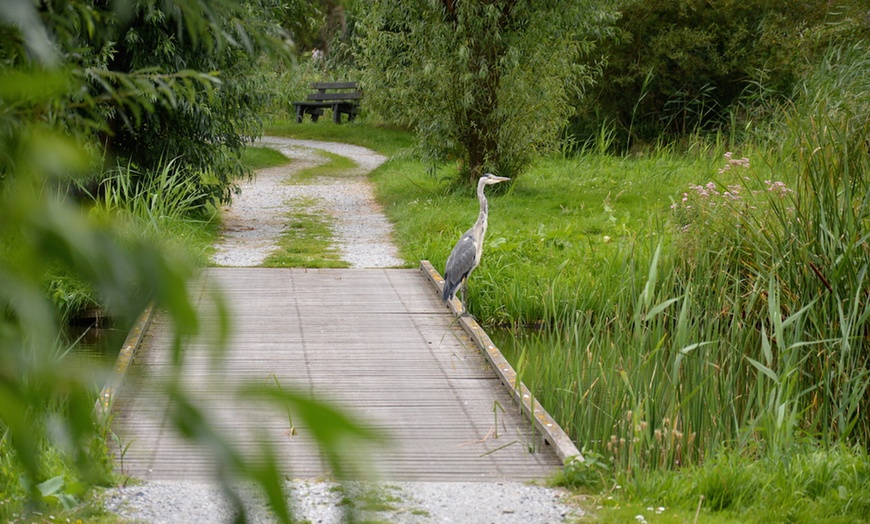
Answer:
[419,260,583,465]
[94,303,155,420]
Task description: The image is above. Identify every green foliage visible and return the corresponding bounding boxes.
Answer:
[0,125,204,519]
[486,136,867,473]
[1,0,293,203]
[40,157,220,322]
[274,0,328,53]
[97,1,291,202]
[44,271,103,324]
[557,450,611,490]
[573,0,870,151]
[357,0,617,182]
[272,0,357,60]
[758,43,870,445]
[89,158,216,237]
[1,427,111,520]
[1,2,383,521]
[371,42,870,483]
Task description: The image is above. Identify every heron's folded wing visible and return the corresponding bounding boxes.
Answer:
[446,234,478,280]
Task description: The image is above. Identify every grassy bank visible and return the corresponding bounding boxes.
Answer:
[370,150,769,322]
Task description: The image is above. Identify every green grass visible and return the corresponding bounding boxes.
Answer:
[577,444,870,523]
[289,149,358,183]
[265,120,415,157]
[242,146,290,170]
[262,196,349,268]
[371,150,741,322]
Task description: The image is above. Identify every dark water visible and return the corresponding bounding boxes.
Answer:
[64,321,130,392]
[488,326,535,365]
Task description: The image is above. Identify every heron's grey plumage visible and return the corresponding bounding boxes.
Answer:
[442,173,510,303]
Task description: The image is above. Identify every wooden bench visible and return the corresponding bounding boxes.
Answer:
[293,81,361,124]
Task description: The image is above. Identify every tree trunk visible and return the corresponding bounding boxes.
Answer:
[467,131,487,181]
[462,0,514,184]
[441,0,515,184]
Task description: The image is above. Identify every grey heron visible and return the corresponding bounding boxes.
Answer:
[442,173,511,304]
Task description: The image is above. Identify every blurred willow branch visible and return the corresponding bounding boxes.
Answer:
[1,1,379,521]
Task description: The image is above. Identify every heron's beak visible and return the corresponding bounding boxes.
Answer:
[494,176,511,182]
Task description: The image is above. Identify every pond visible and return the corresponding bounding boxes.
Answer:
[63,319,131,393]
[487,325,541,368]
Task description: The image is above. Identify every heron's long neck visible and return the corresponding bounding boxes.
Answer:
[474,178,489,238]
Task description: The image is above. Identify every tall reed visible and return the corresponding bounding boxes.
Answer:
[497,43,870,467]
[91,157,215,237]
[51,157,216,320]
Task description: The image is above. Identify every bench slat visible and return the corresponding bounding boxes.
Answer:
[307,92,362,101]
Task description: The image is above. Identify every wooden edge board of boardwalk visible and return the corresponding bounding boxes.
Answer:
[419,260,583,464]
[109,265,577,482]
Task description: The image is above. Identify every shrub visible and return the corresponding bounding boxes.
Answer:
[572,0,870,151]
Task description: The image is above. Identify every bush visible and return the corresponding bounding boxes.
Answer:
[96,1,290,203]
[1,0,292,204]
[572,0,870,151]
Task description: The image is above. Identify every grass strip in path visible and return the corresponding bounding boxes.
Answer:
[242,146,291,170]
[263,196,349,268]
[286,150,358,184]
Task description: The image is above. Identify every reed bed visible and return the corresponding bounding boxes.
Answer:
[493,44,870,475]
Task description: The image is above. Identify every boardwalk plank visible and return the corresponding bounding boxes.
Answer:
[111,268,562,482]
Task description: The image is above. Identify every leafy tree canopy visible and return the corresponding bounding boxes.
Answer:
[277,0,354,56]
[1,0,292,202]
[357,0,617,183]
[573,0,870,150]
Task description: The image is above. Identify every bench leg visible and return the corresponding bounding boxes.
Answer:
[295,106,303,124]
[332,104,341,124]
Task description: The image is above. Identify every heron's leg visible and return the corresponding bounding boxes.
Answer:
[459,283,478,320]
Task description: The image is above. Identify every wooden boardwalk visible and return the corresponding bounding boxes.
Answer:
[111,267,564,482]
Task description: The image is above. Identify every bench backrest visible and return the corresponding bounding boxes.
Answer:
[307,91,362,102]
[298,82,362,104]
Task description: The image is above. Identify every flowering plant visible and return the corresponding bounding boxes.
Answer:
[671,153,793,236]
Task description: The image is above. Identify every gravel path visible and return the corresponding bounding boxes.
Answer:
[211,136,404,268]
[103,137,582,523]
[104,479,579,523]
